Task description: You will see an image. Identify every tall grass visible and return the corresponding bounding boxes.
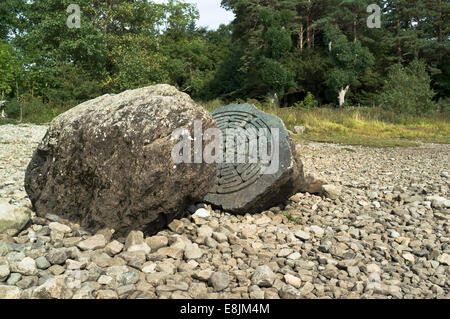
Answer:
[2,97,74,124]
[2,97,449,147]
[198,100,450,147]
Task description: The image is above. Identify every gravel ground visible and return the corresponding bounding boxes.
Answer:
[0,124,449,299]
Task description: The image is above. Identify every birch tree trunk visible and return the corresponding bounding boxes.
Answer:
[338,85,350,107]
[269,91,280,108]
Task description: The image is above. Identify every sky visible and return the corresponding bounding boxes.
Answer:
[154,0,235,30]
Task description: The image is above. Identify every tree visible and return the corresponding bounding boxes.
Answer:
[324,25,374,106]
[379,59,436,114]
[0,41,14,99]
[219,0,299,105]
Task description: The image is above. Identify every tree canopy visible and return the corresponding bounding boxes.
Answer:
[0,0,448,114]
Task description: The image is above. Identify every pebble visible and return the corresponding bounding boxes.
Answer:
[321,185,341,199]
[437,253,450,266]
[284,274,302,288]
[294,230,310,241]
[0,125,449,299]
[105,240,124,256]
[48,222,72,234]
[192,208,211,219]
[252,265,275,288]
[0,285,21,299]
[17,257,37,275]
[310,225,325,237]
[77,234,107,250]
[145,236,168,251]
[35,256,51,269]
[0,264,10,281]
[209,271,230,292]
[168,220,184,233]
[184,243,203,260]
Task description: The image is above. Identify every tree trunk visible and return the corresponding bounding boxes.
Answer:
[306,0,311,49]
[353,20,357,42]
[299,24,304,50]
[338,85,350,107]
[269,91,280,108]
[397,15,402,57]
[16,80,19,101]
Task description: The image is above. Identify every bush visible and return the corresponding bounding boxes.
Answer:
[293,92,319,109]
[438,97,450,116]
[4,96,73,124]
[378,59,436,115]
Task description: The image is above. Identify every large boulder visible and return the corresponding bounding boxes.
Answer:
[25,85,217,236]
[203,104,309,213]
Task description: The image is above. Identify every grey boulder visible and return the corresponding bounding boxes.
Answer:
[25,85,217,237]
[204,104,309,214]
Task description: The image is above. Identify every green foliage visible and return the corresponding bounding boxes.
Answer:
[293,92,319,109]
[0,41,14,96]
[263,27,292,60]
[379,60,436,115]
[323,25,375,105]
[438,98,450,116]
[0,0,448,121]
[260,58,294,99]
[4,96,73,124]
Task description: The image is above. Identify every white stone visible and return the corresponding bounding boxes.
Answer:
[0,200,31,233]
[127,243,151,254]
[321,185,341,200]
[402,253,415,263]
[48,222,72,234]
[0,285,21,299]
[77,234,107,250]
[366,264,381,274]
[0,264,10,282]
[98,275,113,285]
[310,225,325,237]
[105,240,124,256]
[32,276,73,299]
[294,230,310,241]
[284,274,302,288]
[252,265,275,288]
[184,243,203,260]
[437,253,450,266]
[17,257,37,275]
[192,208,210,219]
[287,252,301,260]
[141,262,157,274]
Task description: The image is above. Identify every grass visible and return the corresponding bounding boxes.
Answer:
[200,99,450,147]
[2,97,74,125]
[2,97,449,148]
[284,213,301,225]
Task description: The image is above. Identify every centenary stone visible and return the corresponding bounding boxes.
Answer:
[24,85,217,237]
[204,104,307,214]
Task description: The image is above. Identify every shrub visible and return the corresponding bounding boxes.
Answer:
[378,59,436,115]
[4,96,73,124]
[438,97,450,116]
[293,92,319,109]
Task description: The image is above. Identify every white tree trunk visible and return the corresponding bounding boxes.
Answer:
[338,85,350,107]
[269,91,280,108]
